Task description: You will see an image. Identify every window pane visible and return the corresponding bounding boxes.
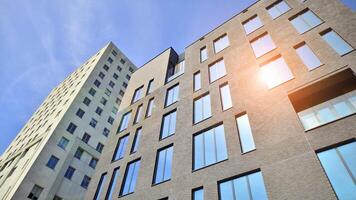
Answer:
[194,134,204,170]
[220,84,233,110]
[261,56,293,88]
[251,34,276,58]
[200,47,208,62]
[194,94,212,124]
[215,125,228,161]
[106,168,119,200]
[113,135,129,161]
[322,30,353,55]
[161,111,176,139]
[194,72,201,92]
[119,112,131,132]
[236,114,256,153]
[204,130,216,166]
[214,34,230,53]
[290,10,322,34]
[121,160,140,196]
[209,59,227,83]
[267,1,290,19]
[295,43,322,70]
[234,176,250,199]
[193,188,204,200]
[244,16,263,34]
[94,173,107,200]
[166,85,179,106]
[249,171,269,200]
[219,181,234,199]
[131,128,142,153]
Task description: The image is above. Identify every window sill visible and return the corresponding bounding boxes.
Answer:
[241,148,256,155]
[192,158,228,172]
[119,192,134,198]
[166,72,184,83]
[340,49,355,57]
[152,179,171,187]
[214,45,230,55]
[210,74,227,85]
[245,25,264,36]
[304,112,356,132]
[299,22,324,35]
[193,116,212,126]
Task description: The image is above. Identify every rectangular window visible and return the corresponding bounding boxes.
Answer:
[236,113,256,153]
[113,135,129,161]
[194,71,201,92]
[250,33,277,58]
[134,104,143,124]
[74,148,83,159]
[153,145,173,184]
[192,187,204,200]
[209,59,227,83]
[27,185,43,200]
[100,97,107,106]
[94,79,101,87]
[161,110,177,139]
[218,171,268,200]
[295,42,322,70]
[165,84,179,107]
[145,98,154,118]
[96,143,104,153]
[243,15,263,35]
[214,34,230,53]
[317,141,356,200]
[167,60,185,82]
[147,79,154,94]
[46,155,59,169]
[82,133,91,143]
[99,72,105,79]
[220,84,233,110]
[90,118,98,128]
[120,159,141,196]
[66,123,77,134]
[260,55,293,89]
[118,111,132,132]
[131,128,142,154]
[81,175,91,189]
[194,94,212,124]
[76,108,85,118]
[105,168,120,200]
[321,29,353,56]
[94,173,107,200]
[83,97,91,106]
[267,0,291,19]
[108,116,114,125]
[289,9,322,34]
[200,47,208,62]
[194,124,228,170]
[64,166,75,180]
[107,57,113,64]
[89,158,98,169]
[57,137,69,150]
[132,86,144,104]
[89,88,96,96]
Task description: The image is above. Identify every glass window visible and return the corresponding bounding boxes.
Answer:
[106,168,119,200]
[83,97,91,106]
[57,137,69,150]
[193,124,228,170]
[267,0,291,19]
[66,123,77,134]
[64,166,75,180]
[236,114,256,153]
[89,118,98,128]
[194,72,201,92]
[134,104,143,124]
[250,33,277,58]
[295,42,322,70]
[132,86,144,104]
[46,155,59,169]
[131,128,142,153]
[321,29,353,56]
[209,59,227,83]
[243,15,263,35]
[76,108,85,118]
[167,60,185,82]
[161,110,177,139]
[193,187,204,200]
[194,94,212,124]
[214,34,230,53]
[153,145,174,184]
[27,185,43,200]
[74,148,83,159]
[94,173,107,200]
[200,47,208,62]
[165,84,179,107]
[94,79,101,87]
[145,98,154,118]
[120,159,141,196]
[220,84,233,110]
[317,142,356,199]
[81,175,91,189]
[82,133,91,143]
[118,111,132,132]
[290,9,322,34]
[113,135,129,161]
[89,88,96,96]
[89,158,98,169]
[260,56,293,88]
[219,171,268,200]
[96,143,104,153]
[147,79,154,94]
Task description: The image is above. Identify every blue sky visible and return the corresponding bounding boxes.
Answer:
[0,0,355,155]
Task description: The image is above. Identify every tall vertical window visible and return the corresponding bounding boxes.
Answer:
[64,166,76,180]
[134,104,143,124]
[219,171,268,200]
[321,29,353,56]
[214,34,230,53]
[194,71,201,92]
[193,124,228,170]
[317,141,356,200]
[165,84,179,107]
[267,0,291,19]
[46,155,59,170]
[120,159,141,196]
[260,56,293,88]
[209,59,227,83]
[113,135,129,161]
[243,15,263,35]
[250,33,277,58]
[106,168,120,200]
[295,42,322,70]
[147,79,154,94]
[118,111,132,132]
[220,84,233,110]
[94,173,107,200]
[236,113,256,153]
[161,110,177,139]
[145,98,154,118]
[131,128,142,154]
[153,145,173,184]
[27,185,43,200]
[132,86,144,104]
[194,94,212,124]
[57,137,69,150]
[66,123,77,134]
[193,187,204,200]
[200,47,208,62]
[81,175,91,189]
[289,9,322,34]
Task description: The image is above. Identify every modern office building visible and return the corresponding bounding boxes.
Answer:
[85,0,355,200]
[0,42,137,200]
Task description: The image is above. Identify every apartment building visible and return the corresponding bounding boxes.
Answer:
[0,42,137,200]
[85,0,355,200]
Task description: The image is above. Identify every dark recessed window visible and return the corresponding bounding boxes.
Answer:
[83,97,91,106]
[108,116,114,125]
[95,107,103,116]
[82,133,91,143]
[64,166,75,180]
[81,175,91,189]
[90,118,98,128]
[94,79,101,88]
[117,66,122,71]
[153,145,173,184]
[109,81,115,88]
[76,108,85,118]
[89,88,96,97]
[103,64,109,71]
[74,148,83,159]
[113,135,129,161]
[100,97,107,106]
[120,159,140,196]
[46,155,59,170]
[107,57,113,64]
[96,143,104,153]
[113,73,119,80]
[103,128,110,137]
[98,72,105,79]
[66,123,77,134]
[89,158,98,169]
